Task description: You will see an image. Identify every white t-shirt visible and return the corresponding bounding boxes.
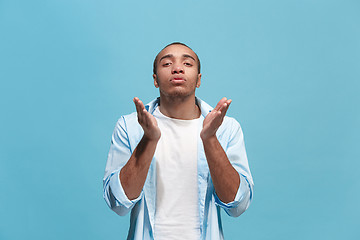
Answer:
[153,106,201,240]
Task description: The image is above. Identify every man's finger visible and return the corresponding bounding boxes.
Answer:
[138,101,147,123]
[134,97,145,121]
[134,98,142,115]
[224,99,232,112]
[218,100,230,112]
[219,99,232,118]
[214,97,227,111]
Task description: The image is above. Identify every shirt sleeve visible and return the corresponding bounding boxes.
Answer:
[214,118,254,217]
[103,116,143,216]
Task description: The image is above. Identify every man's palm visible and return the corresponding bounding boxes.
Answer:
[134,97,161,141]
[201,97,232,140]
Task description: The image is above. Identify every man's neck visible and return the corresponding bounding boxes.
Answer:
[158,94,201,120]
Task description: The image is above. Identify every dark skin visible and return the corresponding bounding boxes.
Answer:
[120,44,240,203]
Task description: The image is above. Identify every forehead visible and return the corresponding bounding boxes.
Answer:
[158,44,197,61]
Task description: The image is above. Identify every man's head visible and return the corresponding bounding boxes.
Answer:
[152,42,202,99]
[153,42,201,75]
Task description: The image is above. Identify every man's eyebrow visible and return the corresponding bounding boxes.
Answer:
[159,54,173,62]
[182,54,196,61]
[159,54,196,62]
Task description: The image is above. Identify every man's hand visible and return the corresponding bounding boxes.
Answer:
[134,97,161,141]
[200,97,232,140]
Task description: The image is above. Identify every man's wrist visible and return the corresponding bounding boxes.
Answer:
[142,133,161,142]
[200,133,217,143]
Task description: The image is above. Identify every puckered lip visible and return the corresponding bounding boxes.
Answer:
[170,77,186,81]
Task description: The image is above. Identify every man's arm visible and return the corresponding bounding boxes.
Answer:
[103,97,160,215]
[119,97,161,200]
[200,97,240,203]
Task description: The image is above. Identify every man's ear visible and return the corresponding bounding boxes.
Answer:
[153,74,159,88]
[196,73,202,88]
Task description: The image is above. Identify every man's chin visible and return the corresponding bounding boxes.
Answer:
[160,89,195,99]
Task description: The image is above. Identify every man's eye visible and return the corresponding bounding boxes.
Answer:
[184,62,193,66]
[163,63,171,66]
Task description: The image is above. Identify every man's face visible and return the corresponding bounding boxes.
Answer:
[153,44,201,99]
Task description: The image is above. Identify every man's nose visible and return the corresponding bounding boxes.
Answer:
[171,64,184,74]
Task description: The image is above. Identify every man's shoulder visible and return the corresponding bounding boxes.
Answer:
[221,115,241,131]
[224,115,240,124]
[115,111,140,129]
[121,111,138,122]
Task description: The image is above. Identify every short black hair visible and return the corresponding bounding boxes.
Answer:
[153,42,201,75]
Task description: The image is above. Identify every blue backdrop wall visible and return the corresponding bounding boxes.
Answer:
[1,0,359,239]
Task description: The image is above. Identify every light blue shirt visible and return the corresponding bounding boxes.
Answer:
[103,97,254,240]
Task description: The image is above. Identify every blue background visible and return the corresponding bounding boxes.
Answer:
[1,0,359,239]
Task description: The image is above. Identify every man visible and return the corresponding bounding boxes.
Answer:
[103,42,254,240]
